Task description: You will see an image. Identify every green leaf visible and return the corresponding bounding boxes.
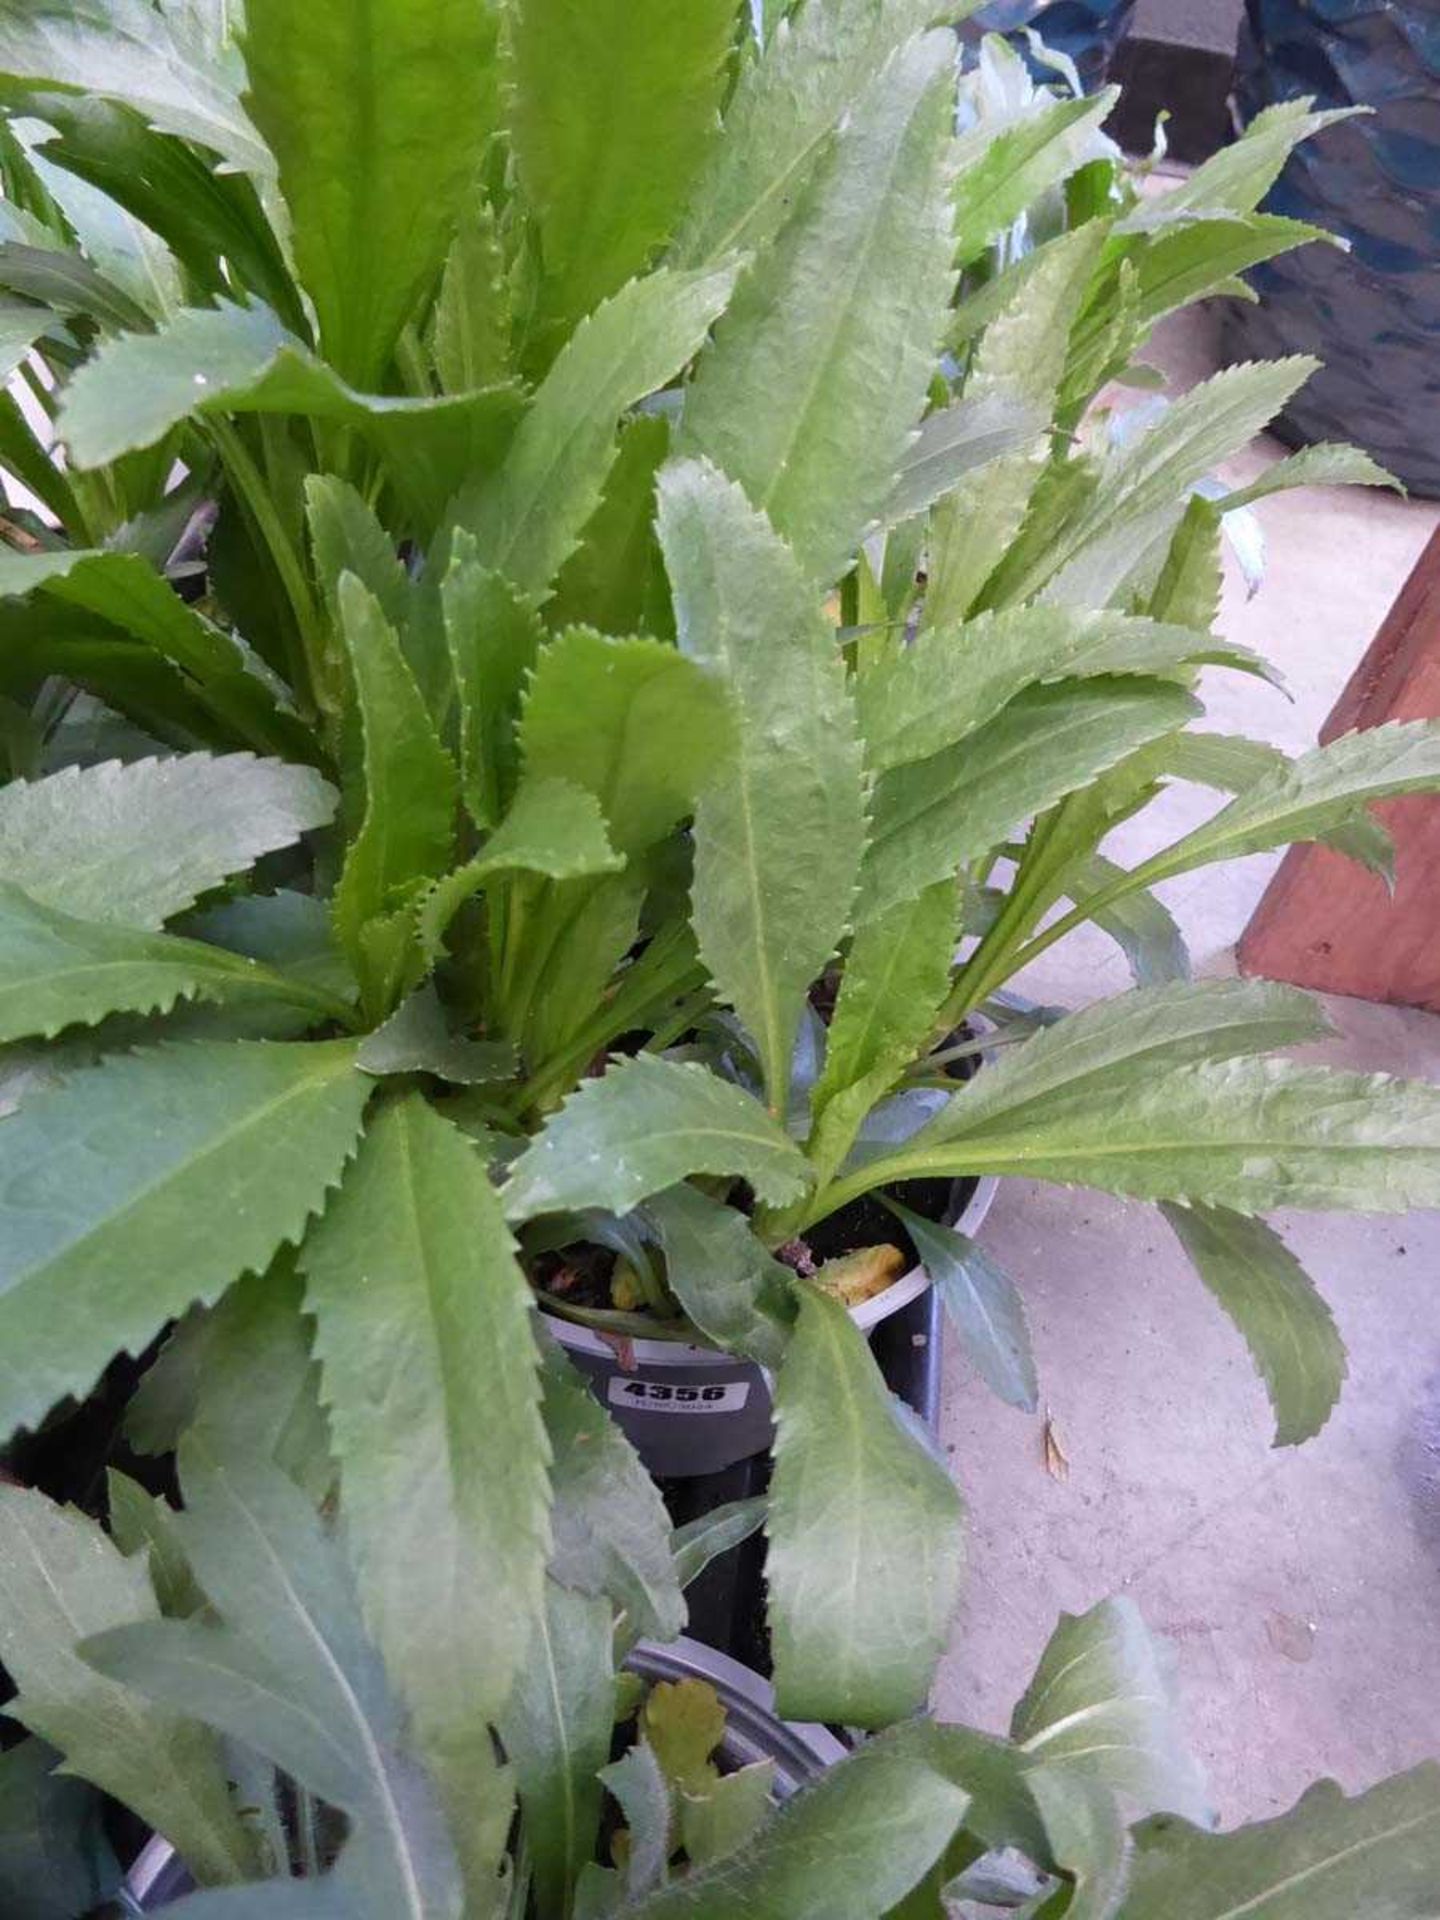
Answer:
[0,752,334,930]
[441,533,545,830]
[626,1732,968,1920]
[356,985,517,1083]
[681,31,956,586]
[601,1742,672,1898]
[509,0,735,333]
[914,980,1332,1146]
[1160,1204,1346,1447]
[0,881,345,1043]
[857,679,1198,924]
[670,1497,768,1590]
[125,1262,332,1503]
[306,471,411,633]
[645,1183,795,1368]
[767,1283,964,1728]
[806,881,958,1185]
[0,1485,258,1886]
[1012,1598,1208,1822]
[500,1578,616,1920]
[106,1471,205,1619]
[922,446,1046,631]
[541,1344,687,1644]
[988,359,1319,607]
[1218,441,1399,511]
[547,413,674,639]
[1027,1773,1129,1920]
[241,0,499,386]
[88,1437,464,1917]
[58,302,524,532]
[0,1037,369,1440]
[0,1737,120,1920]
[952,87,1118,264]
[1137,720,1440,891]
[680,1761,775,1870]
[431,201,510,393]
[417,777,622,962]
[886,1201,1037,1414]
[857,607,1256,775]
[301,1094,543,1910]
[879,385,1047,530]
[331,575,458,1000]
[657,458,866,1112]
[455,264,737,599]
[670,0,939,268]
[1156,98,1359,221]
[1070,854,1190,987]
[0,0,270,178]
[519,627,731,858]
[887,1719,1051,1863]
[503,1053,810,1222]
[1146,495,1223,630]
[1118,1764,1440,1919]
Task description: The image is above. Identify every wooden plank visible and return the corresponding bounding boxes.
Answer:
[1238,522,1440,1011]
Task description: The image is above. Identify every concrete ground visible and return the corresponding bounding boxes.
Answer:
[932,302,1440,1823]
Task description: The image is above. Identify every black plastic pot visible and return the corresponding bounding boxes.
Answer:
[968,0,1139,90]
[118,1638,846,1910]
[546,1172,997,1479]
[1221,0,1440,495]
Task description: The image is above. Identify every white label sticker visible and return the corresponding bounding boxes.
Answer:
[607,1377,750,1415]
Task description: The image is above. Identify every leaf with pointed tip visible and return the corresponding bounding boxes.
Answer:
[301,1095,542,1910]
[241,0,498,386]
[417,777,622,963]
[1012,1598,1208,1822]
[1219,441,1398,511]
[125,1262,332,1502]
[645,1183,795,1368]
[682,32,955,585]
[509,0,735,333]
[887,1201,1037,1413]
[89,1439,465,1917]
[305,472,411,631]
[0,1486,258,1887]
[1159,98,1359,222]
[857,607,1258,776]
[0,546,306,757]
[680,0,947,261]
[0,1734,120,1919]
[548,414,674,639]
[431,201,510,392]
[768,1284,964,1727]
[0,0,269,177]
[454,264,737,599]
[1119,1763,1440,1919]
[1161,1204,1345,1447]
[0,881,345,1044]
[989,359,1319,608]
[504,1053,809,1222]
[1146,495,1223,631]
[880,385,1047,529]
[440,534,544,831]
[541,1344,685,1642]
[357,985,516,1083]
[331,575,457,1001]
[1071,854,1190,987]
[106,1471,204,1619]
[0,753,335,930]
[501,1579,615,1920]
[671,1498,768,1591]
[657,459,865,1112]
[857,679,1198,924]
[952,87,1118,264]
[626,1730,968,1920]
[519,628,730,858]
[59,302,524,532]
[0,1038,369,1441]
[807,882,957,1185]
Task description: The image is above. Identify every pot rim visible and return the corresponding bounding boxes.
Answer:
[546,1170,998,1366]
[120,1638,843,1907]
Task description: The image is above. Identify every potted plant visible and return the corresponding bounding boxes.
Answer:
[4,1414,1438,1916]
[3,0,1440,1747]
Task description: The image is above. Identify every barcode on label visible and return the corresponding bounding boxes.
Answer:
[607,1377,750,1415]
